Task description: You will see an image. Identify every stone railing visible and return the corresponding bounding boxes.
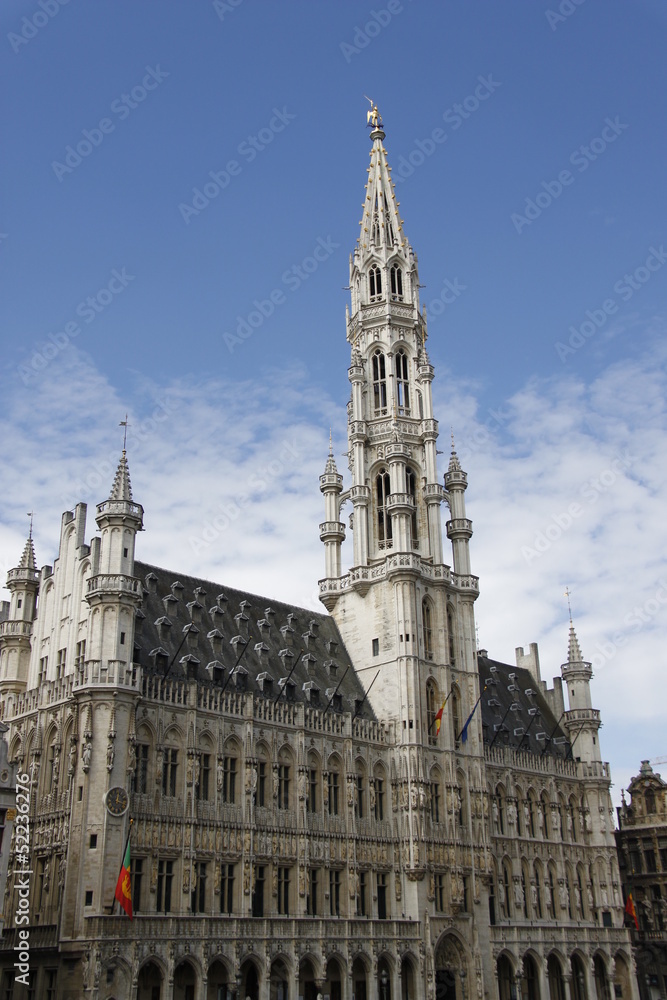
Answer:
[485,744,579,778]
[96,499,144,519]
[75,660,138,690]
[86,573,142,598]
[0,620,33,638]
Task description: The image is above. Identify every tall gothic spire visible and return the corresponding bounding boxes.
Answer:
[359,107,407,253]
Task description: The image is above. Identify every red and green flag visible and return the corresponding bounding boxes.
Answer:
[114,830,133,919]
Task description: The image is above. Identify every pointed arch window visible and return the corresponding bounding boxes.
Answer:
[422,599,433,662]
[390,264,403,300]
[369,265,382,301]
[372,350,388,415]
[451,686,461,748]
[447,605,456,665]
[407,467,418,545]
[395,349,410,414]
[376,469,392,548]
[426,679,437,745]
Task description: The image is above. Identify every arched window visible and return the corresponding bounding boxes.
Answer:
[395,349,410,414]
[372,351,387,415]
[571,955,588,1000]
[645,789,656,814]
[540,792,550,839]
[369,265,382,301]
[426,680,438,745]
[406,467,418,545]
[547,865,557,917]
[521,861,530,918]
[534,862,544,918]
[422,600,433,662]
[376,469,392,548]
[548,955,566,1000]
[523,954,540,1000]
[451,686,461,748]
[502,861,513,917]
[447,606,456,665]
[390,264,403,300]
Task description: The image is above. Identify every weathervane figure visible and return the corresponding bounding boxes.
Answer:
[364,96,382,129]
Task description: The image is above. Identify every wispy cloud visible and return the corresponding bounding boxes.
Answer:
[2,336,666,800]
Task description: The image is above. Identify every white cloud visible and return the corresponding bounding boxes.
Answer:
[2,336,666,804]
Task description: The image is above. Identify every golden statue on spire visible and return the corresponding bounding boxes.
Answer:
[364,96,382,129]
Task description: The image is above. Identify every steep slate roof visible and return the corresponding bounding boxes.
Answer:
[477,653,569,759]
[133,561,375,719]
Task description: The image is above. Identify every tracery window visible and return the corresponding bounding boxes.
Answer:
[395,349,410,414]
[369,265,382,301]
[376,469,392,548]
[390,264,403,300]
[423,600,434,662]
[372,350,387,415]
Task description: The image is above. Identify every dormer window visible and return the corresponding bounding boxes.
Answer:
[390,264,403,300]
[395,350,410,415]
[369,265,382,302]
[372,351,387,416]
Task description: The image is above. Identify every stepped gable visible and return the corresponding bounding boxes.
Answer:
[477,653,569,758]
[133,560,374,718]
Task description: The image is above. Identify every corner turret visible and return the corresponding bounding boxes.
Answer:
[0,530,40,695]
[561,618,602,763]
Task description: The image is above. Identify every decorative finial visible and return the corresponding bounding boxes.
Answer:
[364,96,383,134]
[119,414,130,453]
[329,427,333,457]
[564,587,573,621]
[27,511,34,539]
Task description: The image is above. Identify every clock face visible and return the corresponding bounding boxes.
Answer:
[106,786,129,816]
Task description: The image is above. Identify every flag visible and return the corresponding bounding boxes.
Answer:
[114,830,133,919]
[458,688,486,744]
[625,893,639,930]
[433,698,447,737]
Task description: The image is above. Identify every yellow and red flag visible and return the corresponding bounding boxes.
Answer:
[434,698,447,736]
[114,831,133,919]
[625,893,639,930]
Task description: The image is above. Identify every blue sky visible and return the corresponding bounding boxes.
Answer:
[2,0,667,800]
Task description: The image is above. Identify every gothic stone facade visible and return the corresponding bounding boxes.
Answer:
[0,113,636,1000]
[616,762,667,1000]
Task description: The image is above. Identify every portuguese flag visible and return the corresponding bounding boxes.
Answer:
[114,829,133,919]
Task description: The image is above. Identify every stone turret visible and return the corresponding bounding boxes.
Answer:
[0,532,40,695]
[561,619,602,763]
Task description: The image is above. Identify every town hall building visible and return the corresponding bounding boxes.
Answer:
[0,109,637,1000]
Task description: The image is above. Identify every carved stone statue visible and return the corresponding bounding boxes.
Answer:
[106,743,115,772]
[82,742,92,771]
